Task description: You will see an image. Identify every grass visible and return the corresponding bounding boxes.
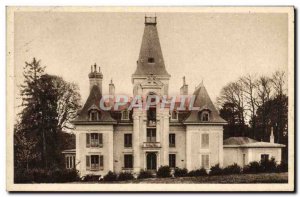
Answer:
[80,172,288,184]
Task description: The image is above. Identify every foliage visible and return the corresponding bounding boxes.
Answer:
[157,166,171,178]
[14,58,81,170]
[243,161,262,174]
[174,167,188,177]
[277,162,288,172]
[14,168,79,183]
[118,172,134,181]
[260,157,278,173]
[223,163,241,175]
[209,164,223,176]
[187,168,208,177]
[138,170,154,179]
[81,174,102,182]
[103,171,118,182]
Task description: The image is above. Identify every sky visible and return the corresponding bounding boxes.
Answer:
[14,11,288,108]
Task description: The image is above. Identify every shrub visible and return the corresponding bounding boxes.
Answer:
[103,171,117,182]
[157,166,171,178]
[187,168,208,177]
[223,163,241,175]
[138,170,154,179]
[260,157,277,173]
[243,161,261,174]
[82,174,102,182]
[277,162,288,172]
[14,168,80,183]
[118,172,134,181]
[174,167,188,177]
[209,164,223,176]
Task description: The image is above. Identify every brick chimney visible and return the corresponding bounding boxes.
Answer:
[270,127,275,143]
[180,76,188,95]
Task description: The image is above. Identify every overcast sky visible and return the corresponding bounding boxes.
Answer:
[14,12,288,107]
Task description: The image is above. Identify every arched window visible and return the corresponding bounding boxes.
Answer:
[89,110,100,121]
[122,109,129,120]
[199,111,210,122]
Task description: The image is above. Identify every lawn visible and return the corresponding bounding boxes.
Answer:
[94,172,288,184]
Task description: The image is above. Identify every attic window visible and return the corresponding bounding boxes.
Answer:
[90,110,100,121]
[199,111,209,122]
[122,110,129,120]
[148,57,155,63]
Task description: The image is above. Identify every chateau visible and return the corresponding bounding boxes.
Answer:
[63,17,284,177]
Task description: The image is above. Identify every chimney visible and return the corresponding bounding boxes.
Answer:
[109,79,115,95]
[180,76,188,95]
[270,127,275,143]
[88,63,103,92]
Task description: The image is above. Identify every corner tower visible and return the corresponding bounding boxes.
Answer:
[132,16,171,96]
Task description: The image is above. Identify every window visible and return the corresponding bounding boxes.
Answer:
[171,111,178,120]
[124,134,132,148]
[201,133,209,149]
[86,155,104,171]
[65,155,75,169]
[261,154,269,162]
[169,154,176,168]
[90,110,99,121]
[147,129,156,142]
[201,154,209,169]
[124,154,133,169]
[201,111,209,121]
[169,134,176,147]
[86,133,103,148]
[148,57,155,63]
[122,110,129,120]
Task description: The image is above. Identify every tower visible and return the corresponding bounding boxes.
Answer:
[88,63,103,92]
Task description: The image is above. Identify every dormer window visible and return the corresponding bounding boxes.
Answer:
[90,110,100,121]
[199,111,210,122]
[171,110,178,120]
[148,57,155,63]
[121,110,129,120]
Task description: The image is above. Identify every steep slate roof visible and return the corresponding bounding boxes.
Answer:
[132,17,170,77]
[183,83,226,124]
[223,137,285,148]
[74,85,116,124]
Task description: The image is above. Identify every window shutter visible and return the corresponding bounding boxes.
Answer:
[99,155,104,169]
[86,155,90,170]
[86,133,90,148]
[99,133,103,147]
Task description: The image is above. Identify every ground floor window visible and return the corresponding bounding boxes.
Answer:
[169,154,176,168]
[124,154,133,169]
[65,155,75,169]
[201,154,209,169]
[261,154,269,162]
[86,155,104,171]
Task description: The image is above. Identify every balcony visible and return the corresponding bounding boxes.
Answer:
[147,120,156,127]
[142,142,161,149]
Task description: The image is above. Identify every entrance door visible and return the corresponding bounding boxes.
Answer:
[146,152,157,170]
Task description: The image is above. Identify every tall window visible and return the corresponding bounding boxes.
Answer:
[147,129,156,142]
[86,133,103,148]
[86,155,104,171]
[65,155,75,169]
[201,154,209,169]
[124,154,133,169]
[122,110,129,120]
[171,111,178,120]
[169,154,176,168]
[169,134,176,147]
[201,133,209,149]
[124,134,132,148]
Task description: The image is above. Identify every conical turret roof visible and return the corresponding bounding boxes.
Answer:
[133,17,170,77]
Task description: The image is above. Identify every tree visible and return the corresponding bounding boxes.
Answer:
[15,58,81,170]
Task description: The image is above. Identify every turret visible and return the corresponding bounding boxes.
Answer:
[88,63,103,92]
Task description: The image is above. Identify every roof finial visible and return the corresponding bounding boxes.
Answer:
[94,63,97,72]
[110,78,113,84]
[183,76,186,85]
[90,65,92,72]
